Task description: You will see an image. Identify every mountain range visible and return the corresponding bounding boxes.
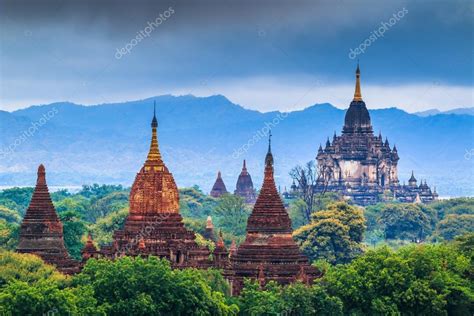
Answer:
[414,107,474,117]
[1,95,473,197]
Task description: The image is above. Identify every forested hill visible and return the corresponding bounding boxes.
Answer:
[1,94,473,196]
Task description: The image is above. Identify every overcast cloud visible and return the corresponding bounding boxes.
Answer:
[0,0,472,112]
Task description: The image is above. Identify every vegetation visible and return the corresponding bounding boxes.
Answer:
[293,202,366,264]
[0,185,473,315]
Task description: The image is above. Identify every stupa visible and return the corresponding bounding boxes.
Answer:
[229,134,320,295]
[16,164,79,274]
[210,171,228,198]
[105,105,213,268]
[234,160,257,204]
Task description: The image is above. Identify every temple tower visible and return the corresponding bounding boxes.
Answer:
[210,171,228,198]
[229,134,319,295]
[234,160,257,204]
[313,65,437,205]
[108,104,212,268]
[17,164,79,274]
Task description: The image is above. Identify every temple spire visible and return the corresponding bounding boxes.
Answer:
[353,61,363,102]
[265,131,273,168]
[147,102,162,162]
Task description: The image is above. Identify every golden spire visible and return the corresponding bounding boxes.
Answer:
[146,101,163,163]
[353,61,363,102]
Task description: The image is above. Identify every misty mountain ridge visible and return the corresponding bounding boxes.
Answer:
[1,94,473,197]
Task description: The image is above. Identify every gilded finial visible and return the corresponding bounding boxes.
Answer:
[353,62,363,102]
[146,102,162,162]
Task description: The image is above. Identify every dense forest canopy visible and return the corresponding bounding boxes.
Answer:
[0,184,473,315]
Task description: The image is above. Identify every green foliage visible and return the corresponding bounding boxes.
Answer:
[378,203,435,241]
[78,184,127,199]
[213,194,250,238]
[321,244,473,315]
[431,197,474,220]
[90,207,128,245]
[0,187,33,216]
[0,220,19,250]
[54,196,89,216]
[434,214,474,241]
[59,210,88,259]
[0,205,21,224]
[75,256,238,315]
[87,191,129,223]
[294,202,366,264]
[288,198,307,229]
[238,280,343,315]
[198,269,231,296]
[0,251,103,315]
[180,186,218,219]
[0,250,66,286]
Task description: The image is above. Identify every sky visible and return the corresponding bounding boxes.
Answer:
[0,0,472,113]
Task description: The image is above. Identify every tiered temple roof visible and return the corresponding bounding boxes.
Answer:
[234,160,257,204]
[210,171,228,198]
[107,106,213,268]
[229,134,320,295]
[203,215,215,241]
[16,165,79,274]
[81,233,99,262]
[313,65,438,205]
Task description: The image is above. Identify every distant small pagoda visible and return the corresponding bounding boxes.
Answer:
[228,134,320,295]
[234,160,257,204]
[210,171,228,198]
[312,64,438,205]
[16,164,80,274]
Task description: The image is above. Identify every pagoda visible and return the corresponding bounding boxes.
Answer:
[313,64,438,205]
[234,160,257,204]
[81,233,99,262]
[16,164,79,274]
[210,171,228,198]
[229,134,320,295]
[104,105,213,267]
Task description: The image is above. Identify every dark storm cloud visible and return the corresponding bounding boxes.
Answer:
[0,0,472,110]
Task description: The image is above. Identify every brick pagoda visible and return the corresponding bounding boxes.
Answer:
[234,160,257,204]
[210,171,228,198]
[228,135,320,295]
[16,164,79,274]
[102,107,213,267]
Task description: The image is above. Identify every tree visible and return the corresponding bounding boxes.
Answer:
[321,244,473,315]
[180,186,217,219]
[87,191,129,222]
[378,203,435,241]
[78,184,126,199]
[238,279,343,315]
[0,251,102,315]
[288,198,308,230]
[213,194,250,237]
[289,161,320,223]
[90,207,128,245]
[434,214,474,241]
[0,187,34,216]
[59,210,88,260]
[74,256,238,315]
[55,196,89,216]
[0,205,21,224]
[0,220,19,250]
[293,202,366,264]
